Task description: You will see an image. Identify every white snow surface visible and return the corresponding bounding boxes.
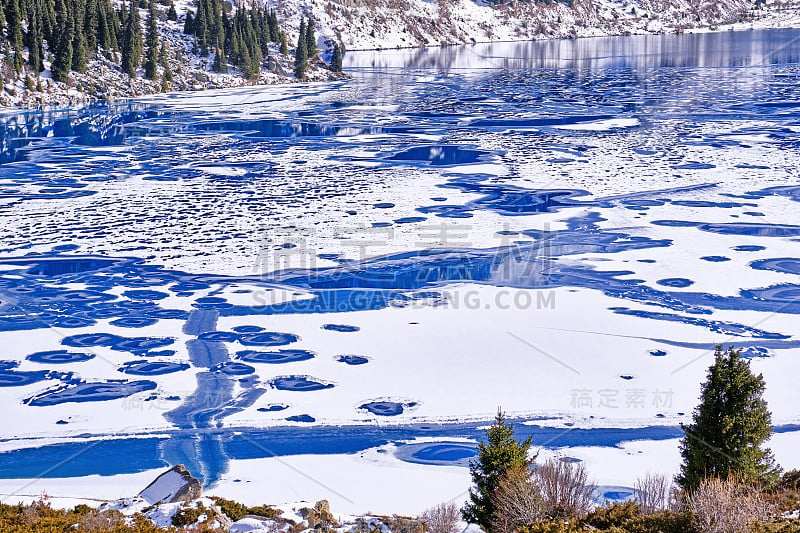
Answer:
[1,28,799,518]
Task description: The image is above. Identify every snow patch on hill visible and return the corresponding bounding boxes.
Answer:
[271,0,800,51]
[0,3,343,109]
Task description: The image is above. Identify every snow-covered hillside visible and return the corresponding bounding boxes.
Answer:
[273,0,800,52]
[0,1,344,109]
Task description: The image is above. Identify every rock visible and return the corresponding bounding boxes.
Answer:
[138,464,202,504]
[298,500,336,529]
[266,55,288,77]
[387,516,425,533]
[214,511,234,531]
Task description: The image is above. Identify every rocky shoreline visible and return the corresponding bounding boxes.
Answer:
[0,54,346,110]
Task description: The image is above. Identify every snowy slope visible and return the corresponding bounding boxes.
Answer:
[268,0,800,52]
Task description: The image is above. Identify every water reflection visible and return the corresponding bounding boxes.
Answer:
[343,28,800,71]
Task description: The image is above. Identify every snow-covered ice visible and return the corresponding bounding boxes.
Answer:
[0,28,799,515]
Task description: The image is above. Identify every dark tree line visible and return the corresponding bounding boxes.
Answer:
[293,18,320,79]
[293,18,343,79]
[184,0,286,79]
[0,0,338,88]
[0,0,120,80]
[0,0,180,83]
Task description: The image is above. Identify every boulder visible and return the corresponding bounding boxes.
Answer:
[298,500,336,529]
[387,516,425,533]
[138,464,202,504]
[265,55,287,77]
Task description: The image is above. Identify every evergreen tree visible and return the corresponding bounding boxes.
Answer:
[6,0,23,51]
[25,2,45,73]
[677,345,780,490]
[42,0,57,43]
[166,2,176,21]
[144,0,158,79]
[304,18,316,58]
[267,9,278,43]
[183,10,193,34]
[293,20,307,80]
[96,0,119,51]
[118,1,127,31]
[71,1,88,72]
[106,0,121,51]
[51,0,73,82]
[462,410,533,530]
[222,9,231,51]
[257,7,270,49]
[159,39,172,82]
[330,42,342,72]
[279,31,287,56]
[211,17,225,72]
[85,0,99,51]
[195,0,208,55]
[120,0,141,77]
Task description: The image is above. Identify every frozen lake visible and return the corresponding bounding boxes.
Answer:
[0,28,799,514]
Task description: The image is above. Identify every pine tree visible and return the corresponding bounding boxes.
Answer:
[85,0,99,51]
[51,0,73,82]
[293,20,307,80]
[144,0,158,79]
[221,9,231,51]
[183,10,193,33]
[118,1,127,30]
[462,410,533,530]
[96,0,119,51]
[330,42,342,73]
[159,39,172,82]
[166,2,176,21]
[104,0,121,51]
[25,2,45,73]
[677,345,780,490]
[279,31,287,56]
[268,9,278,43]
[304,17,316,58]
[121,0,141,77]
[195,0,208,55]
[211,17,225,72]
[42,0,57,43]
[257,7,270,49]
[6,0,23,51]
[71,1,88,73]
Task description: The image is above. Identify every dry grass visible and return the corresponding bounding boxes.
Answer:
[687,477,775,533]
[418,502,460,533]
[536,458,595,519]
[492,465,546,533]
[634,472,672,514]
